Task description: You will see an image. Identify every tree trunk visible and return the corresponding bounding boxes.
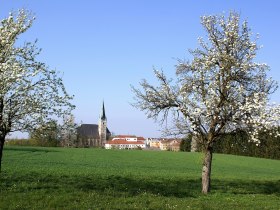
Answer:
[191,135,198,152]
[0,136,5,172]
[201,146,213,194]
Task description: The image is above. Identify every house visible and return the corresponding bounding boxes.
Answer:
[159,139,170,150]
[146,138,161,148]
[159,139,181,151]
[105,135,146,149]
[169,139,181,151]
[76,102,111,147]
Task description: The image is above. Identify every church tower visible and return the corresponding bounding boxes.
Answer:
[98,101,107,146]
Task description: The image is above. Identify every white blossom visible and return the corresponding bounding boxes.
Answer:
[132,12,280,145]
[0,9,75,139]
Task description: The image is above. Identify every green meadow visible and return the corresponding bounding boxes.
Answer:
[0,146,279,209]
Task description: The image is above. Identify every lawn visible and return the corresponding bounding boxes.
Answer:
[0,146,279,209]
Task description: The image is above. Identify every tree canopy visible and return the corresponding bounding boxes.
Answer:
[132,12,280,193]
[0,9,74,170]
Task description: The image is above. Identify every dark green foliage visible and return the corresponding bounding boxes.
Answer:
[214,128,280,160]
[180,135,192,151]
[6,138,59,147]
[5,139,31,146]
[213,130,251,156]
[180,127,280,160]
[256,127,280,159]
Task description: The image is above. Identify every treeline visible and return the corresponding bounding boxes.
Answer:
[6,117,77,148]
[6,138,59,147]
[180,127,280,160]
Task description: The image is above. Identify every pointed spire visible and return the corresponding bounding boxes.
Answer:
[100,101,106,120]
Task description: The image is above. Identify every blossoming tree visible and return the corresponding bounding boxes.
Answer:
[132,12,280,194]
[0,10,74,171]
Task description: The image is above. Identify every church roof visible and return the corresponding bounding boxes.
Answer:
[77,124,111,138]
[77,124,99,138]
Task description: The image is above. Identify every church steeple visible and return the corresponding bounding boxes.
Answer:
[100,101,106,120]
[99,101,107,146]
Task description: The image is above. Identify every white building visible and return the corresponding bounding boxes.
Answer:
[105,135,146,149]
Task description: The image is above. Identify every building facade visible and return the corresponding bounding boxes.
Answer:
[105,135,146,149]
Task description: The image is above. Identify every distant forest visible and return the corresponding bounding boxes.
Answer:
[180,127,280,160]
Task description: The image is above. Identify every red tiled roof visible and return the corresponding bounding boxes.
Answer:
[114,135,137,138]
[112,135,146,141]
[111,138,124,141]
[106,140,145,145]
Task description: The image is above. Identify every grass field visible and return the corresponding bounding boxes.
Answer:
[0,146,279,209]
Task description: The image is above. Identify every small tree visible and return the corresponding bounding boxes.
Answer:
[29,120,60,147]
[132,12,280,194]
[179,135,192,152]
[0,10,74,170]
[60,114,77,147]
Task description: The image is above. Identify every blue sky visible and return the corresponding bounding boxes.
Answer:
[1,0,280,138]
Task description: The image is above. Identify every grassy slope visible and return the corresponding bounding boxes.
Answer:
[0,146,279,209]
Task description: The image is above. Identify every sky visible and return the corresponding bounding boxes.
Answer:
[1,0,280,138]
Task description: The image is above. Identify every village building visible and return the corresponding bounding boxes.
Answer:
[169,139,181,152]
[159,139,181,151]
[75,102,182,151]
[146,138,161,148]
[105,135,146,149]
[76,102,111,147]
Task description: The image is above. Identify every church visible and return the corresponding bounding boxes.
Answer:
[77,102,111,147]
